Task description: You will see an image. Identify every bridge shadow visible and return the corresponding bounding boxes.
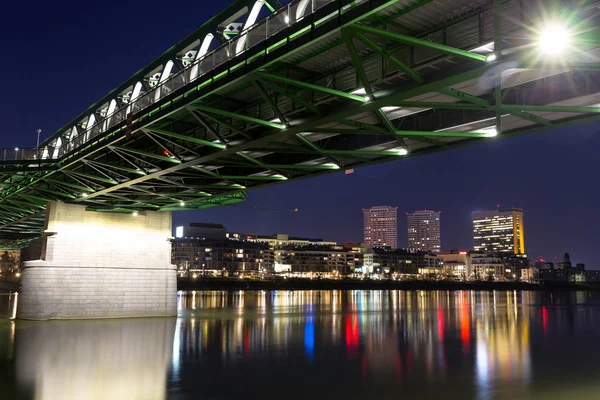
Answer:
[14,318,175,400]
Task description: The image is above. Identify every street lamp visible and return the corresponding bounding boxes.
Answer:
[14,147,19,160]
[538,23,571,55]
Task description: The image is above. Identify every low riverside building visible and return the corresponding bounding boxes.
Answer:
[499,254,530,280]
[363,247,427,278]
[172,238,273,277]
[172,223,274,277]
[256,233,336,248]
[274,244,354,277]
[469,252,506,281]
[520,267,539,283]
[420,255,444,277]
[438,251,470,280]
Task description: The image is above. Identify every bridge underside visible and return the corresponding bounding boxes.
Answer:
[1,0,599,248]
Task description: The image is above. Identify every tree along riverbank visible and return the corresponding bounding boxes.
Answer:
[178,278,600,292]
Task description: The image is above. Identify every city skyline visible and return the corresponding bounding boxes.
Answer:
[473,208,525,255]
[363,206,398,249]
[2,0,598,266]
[407,210,441,252]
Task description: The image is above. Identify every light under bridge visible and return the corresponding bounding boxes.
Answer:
[2,0,599,319]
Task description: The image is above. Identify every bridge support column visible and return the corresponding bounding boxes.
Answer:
[18,201,176,320]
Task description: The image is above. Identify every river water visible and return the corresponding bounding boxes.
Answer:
[1,290,600,399]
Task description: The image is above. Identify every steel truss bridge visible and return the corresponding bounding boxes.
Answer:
[0,0,599,247]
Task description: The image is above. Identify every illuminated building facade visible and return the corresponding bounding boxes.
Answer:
[363,206,398,248]
[472,208,525,254]
[407,210,441,252]
[438,251,470,279]
[469,252,505,280]
[256,233,336,248]
[275,245,355,277]
[363,248,424,276]
[172,238,274,277]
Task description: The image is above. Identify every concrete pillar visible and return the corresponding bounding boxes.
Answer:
[18,201,176,320]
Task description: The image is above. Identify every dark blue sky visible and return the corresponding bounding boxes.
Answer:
[2,1,598,266]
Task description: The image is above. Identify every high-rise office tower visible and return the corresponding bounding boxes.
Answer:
[407,210,441,252]
[472,208,525,254]
[363,206,398,248]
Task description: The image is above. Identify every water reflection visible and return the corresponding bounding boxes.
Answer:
[1,290,600,399]
[171,290,600,399]
[15,318,175,400]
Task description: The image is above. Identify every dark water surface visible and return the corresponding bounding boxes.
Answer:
[1,290,600,399]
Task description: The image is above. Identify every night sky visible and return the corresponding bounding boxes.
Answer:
[2,1,598,266]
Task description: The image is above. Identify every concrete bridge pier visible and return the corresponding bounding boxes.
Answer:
[17,201,176,320]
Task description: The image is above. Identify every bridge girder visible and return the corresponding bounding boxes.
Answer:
[1,0,600,247]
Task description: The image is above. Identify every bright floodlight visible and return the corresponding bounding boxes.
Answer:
[180,201,185,207]
[538,23,570,55]
[475,126,498,137]
[284,15,290,24]
[364,95,372,102]
[397,148,409,156]
[132,211,139,217]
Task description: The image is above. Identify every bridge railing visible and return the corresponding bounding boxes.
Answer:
[15,0,343,163]
[0,148,39,163]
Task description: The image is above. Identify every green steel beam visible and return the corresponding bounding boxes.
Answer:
[175,184,245,190]
[323,149,406,157]
[34,187,77,200]
[253,80,288,124]
[46,178,94,193]
[343,33,374,97]
[0,203,35,214]
[255,71,367,103]
[145,127,227,149]
[64,58,569,203]
[127,186,180,202]
[191,104,286,129]
[194,165,287,181]
[194,109,252,139]
[343,31,412,148]
[159,191,247,211]
[84,160,147,176]
[128,192,211,198]
[388,101,483,110]
[309,128,386,135]
[353,31,423,84]
[111,146,182,164]
[259,78,323,116]
[339,119,388,132]
[63,169,119,185]
[236,152,269,168]
[222,174,287,181]
[294,134,325,154]
[237,151,338,171]
[187,108,229,144]
[350,24,489,63]
[502,104,600,114]
[16,193,51,205]
[441,87,550,125]
[395,130,491,138]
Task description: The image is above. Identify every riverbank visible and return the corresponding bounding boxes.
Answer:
[0,281,19,293]
[177,278,600,292]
